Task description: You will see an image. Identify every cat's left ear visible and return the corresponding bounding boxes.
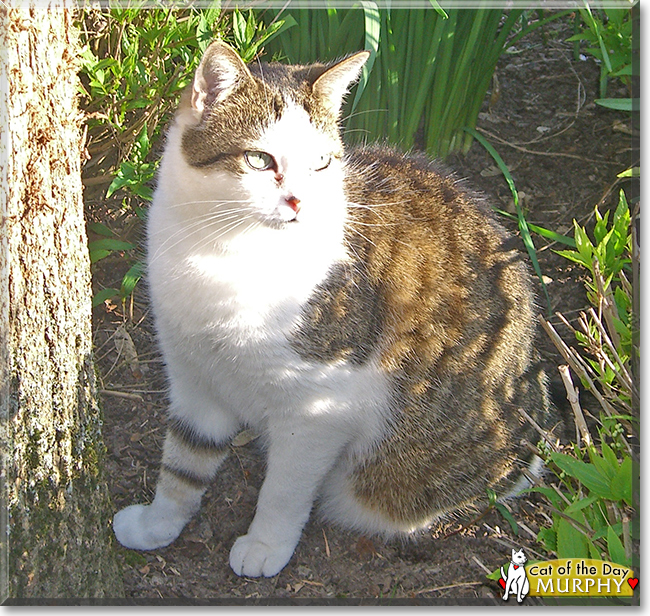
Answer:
[312,51,370,115]
[191,41,253,113]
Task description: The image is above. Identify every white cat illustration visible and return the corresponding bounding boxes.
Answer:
[500,548,530,603]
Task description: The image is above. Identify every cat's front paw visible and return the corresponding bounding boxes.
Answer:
[113,503,186,551]
[229,534,296,578]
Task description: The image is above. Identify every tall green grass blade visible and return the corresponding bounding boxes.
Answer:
[352,1,380,113]
[494,210,576,247]
[428,0,448,18]
[465,127,552,313]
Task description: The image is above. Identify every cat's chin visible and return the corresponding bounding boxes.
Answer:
[261,211,301,230]
[262,218,296,231]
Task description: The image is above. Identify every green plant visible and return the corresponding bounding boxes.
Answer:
[465,128,578,314]
[533,187,638,568]
[568,1,638,110]
[262,6,571,157]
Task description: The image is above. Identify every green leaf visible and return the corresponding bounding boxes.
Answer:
[196,13,213,52]
[537,527,557,553]
[595,98,639,111]
[92,287,119,308]
[549,452,615,500]
[464,127,551,312]
[486,566,502,581]
[556,516,590,559]
[613,456,633,506]
[564,495,599,516]
[87,221,115,238]
[555,248,591,268]
[588,448,618,482]
[607,526,629,566]
[120,260,145,298]
[495,503,519,536]
[88,238,136,259]
[600,442,619,470]
[617,167,640,178]
[526,486,565,510]
[89,249,112,264]
[493,209,575,247]
[573,222,594,263]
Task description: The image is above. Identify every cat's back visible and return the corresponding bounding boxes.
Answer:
[343,144,536,376]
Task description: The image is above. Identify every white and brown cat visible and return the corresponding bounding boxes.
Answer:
[113,41,551,578]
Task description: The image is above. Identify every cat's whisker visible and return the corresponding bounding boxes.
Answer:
[164,199,252,210]
[195,213,259,247]
[347,225,378,250]
[341,107,388,123]
[150,211,258,262]
[150,209,250,249]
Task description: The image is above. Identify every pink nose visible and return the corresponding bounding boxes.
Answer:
[285,196,301,214]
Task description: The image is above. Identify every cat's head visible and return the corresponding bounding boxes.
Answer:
[171,41,368,231]
[511,548,527,565]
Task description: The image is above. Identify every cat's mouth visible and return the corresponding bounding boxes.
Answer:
[266,199,301,227]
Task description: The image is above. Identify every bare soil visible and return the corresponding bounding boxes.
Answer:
[85,20,638,605]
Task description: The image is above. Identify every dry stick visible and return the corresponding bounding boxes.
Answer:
[322,528,331,559]
[475,126,621,165]
[517,407,560,452]
[558,365,592,447]
[471,555,492,575]
[538,315,617,418]
[517,408,559,451]
[587,306,636,397]
[539,314,636,460]
[98,389,144,401]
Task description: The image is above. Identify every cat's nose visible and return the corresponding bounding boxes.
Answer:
[285,196,301,214]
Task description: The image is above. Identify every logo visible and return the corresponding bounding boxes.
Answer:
[499,548,530,603]
[497,550,638,601]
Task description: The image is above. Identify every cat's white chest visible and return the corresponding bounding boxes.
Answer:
[185,224,342,333]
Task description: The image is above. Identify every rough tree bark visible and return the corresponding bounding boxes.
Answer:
[0,3,123,601]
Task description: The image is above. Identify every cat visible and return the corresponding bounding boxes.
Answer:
[112,40,552,578]
[501,548,530,603]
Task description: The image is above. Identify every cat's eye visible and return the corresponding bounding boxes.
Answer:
[244,151,275,171]
[313,154,332,172]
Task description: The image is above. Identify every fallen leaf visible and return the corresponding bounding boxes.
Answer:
[231,429,259,447]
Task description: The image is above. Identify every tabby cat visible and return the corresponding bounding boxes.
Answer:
[113,41,551,578]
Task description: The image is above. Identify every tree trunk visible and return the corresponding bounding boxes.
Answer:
[0,3,123,601]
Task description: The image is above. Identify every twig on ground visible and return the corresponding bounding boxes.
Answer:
[558,364,592,447]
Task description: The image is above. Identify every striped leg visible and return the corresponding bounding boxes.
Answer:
[113,415,232,551]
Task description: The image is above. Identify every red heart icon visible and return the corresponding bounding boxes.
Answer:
[498,578,506,590]
[628,578,639,590]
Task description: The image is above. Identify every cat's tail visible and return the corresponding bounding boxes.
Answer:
[500,565,507,581]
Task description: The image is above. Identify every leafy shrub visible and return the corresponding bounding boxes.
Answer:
[568,2,638,110]
[535,184,638,567]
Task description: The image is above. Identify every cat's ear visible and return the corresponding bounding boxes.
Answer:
[191,41,253,113]
[312,51,370,115]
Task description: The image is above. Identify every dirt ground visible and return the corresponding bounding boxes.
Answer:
[84,19,638,605]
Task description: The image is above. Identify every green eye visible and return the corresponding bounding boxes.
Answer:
[244,151,275,171]
[314,154,332,171]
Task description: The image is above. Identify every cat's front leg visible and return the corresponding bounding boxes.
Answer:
[113,411,237,551]
[229,417,349,578]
